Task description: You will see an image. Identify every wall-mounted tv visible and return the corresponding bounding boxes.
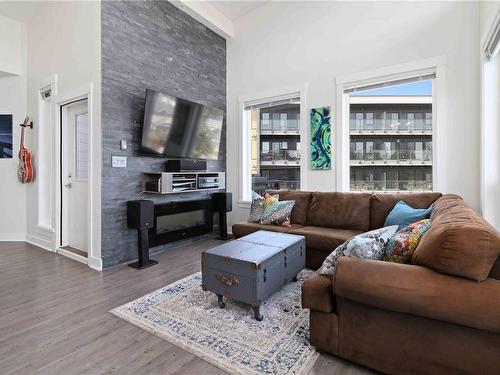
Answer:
[140,89,224,160]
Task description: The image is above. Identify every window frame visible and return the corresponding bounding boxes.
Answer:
[238,85,307,207]
[335,56,446,193]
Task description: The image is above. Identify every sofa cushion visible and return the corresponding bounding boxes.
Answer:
[301,271,335,313]
[232,222,304,238]
[335,257,500,334]
[370,192,442,230]
[268,190,312,225]
[412,195,500,282]
[306,192,371,231]
[290,226,362,253]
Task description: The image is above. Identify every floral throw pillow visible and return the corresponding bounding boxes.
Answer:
[260,200,295,226]
[384,219,433,264]
[248,192,265,223]
[263,192,279,210]
[319,225,399,277]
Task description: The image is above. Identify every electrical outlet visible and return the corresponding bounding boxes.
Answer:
[112,156,127,168]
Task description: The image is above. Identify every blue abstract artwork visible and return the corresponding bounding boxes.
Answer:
[310,107,331,170]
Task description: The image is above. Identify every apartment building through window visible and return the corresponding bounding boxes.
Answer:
[242,94,301,198]
[348,78,434,192]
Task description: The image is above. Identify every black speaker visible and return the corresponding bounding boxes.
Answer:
[212,192,232,213]
[166,159,207,172]
[127,200,158,269]
[212,192,233,241]
[127,200,154,229]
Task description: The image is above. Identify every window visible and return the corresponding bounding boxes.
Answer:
[75,112,89,179]
[365,112,374,125]
[346,74,434,192]
[38,83,54,229]
[241,93,301,200]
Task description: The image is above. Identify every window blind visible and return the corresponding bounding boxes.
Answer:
[243,94,300,110]
[484,15,500,60]
[343,71,436,94]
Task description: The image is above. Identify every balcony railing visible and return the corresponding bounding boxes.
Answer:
[350,179,433,192]
[350,150,432,164]
[261,150,301,165]
[260,119,300,133]
[350,119,432,133]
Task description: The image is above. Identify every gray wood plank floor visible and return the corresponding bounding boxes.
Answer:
[0,240,375,375]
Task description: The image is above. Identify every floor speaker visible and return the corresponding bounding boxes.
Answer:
[127,200,158,269]
[212,192,233,241]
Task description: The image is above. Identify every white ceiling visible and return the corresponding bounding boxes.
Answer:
[0,1,44,22]
[209,0,266,22]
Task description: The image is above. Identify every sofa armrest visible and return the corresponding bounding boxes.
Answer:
[301,271,335,313]
[334,257,500,333]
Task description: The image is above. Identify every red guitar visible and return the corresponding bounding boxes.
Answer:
[17,116,34,183]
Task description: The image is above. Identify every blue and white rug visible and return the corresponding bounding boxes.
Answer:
[110,270,318,375]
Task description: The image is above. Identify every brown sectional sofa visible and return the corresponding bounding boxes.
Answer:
[232,190,500,374]
[232,190,442,269]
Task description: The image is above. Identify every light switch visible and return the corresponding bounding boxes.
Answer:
[120,140,127,150]
[112,156,127,168]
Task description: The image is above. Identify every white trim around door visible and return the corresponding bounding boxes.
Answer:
[53,83,102,271]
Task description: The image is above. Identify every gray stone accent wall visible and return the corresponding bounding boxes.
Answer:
[101,1,226,267]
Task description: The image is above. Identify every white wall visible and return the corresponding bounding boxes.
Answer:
[0,15,23,75]
[25,1,102,267]
[226,1,481,226]
[480,2,500,231]
[0,16,26,240]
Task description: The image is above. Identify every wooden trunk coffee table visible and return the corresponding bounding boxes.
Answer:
[201,230,305,321]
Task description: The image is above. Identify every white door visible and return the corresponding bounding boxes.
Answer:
[62,100,89,253]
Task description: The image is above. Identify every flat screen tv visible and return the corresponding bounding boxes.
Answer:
[140,89,224,160]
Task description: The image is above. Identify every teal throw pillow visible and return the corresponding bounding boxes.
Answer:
[384,201,432,230]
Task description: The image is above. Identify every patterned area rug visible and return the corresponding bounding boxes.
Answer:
[110,270,318,375]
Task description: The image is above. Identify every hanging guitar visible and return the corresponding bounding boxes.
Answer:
[18,116,34,183]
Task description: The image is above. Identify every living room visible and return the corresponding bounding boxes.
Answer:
[0,0,499,374]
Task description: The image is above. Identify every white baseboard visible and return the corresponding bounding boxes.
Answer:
[0,233,26,241]
[25,234,55,252]
[57,247,87,265]
[88,256,103,271]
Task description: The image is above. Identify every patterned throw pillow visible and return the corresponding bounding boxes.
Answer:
[319,225,399,277]
[384,219,433,264]
[263,192,279,208]
[260,200,295,226]
[248,192,265,222]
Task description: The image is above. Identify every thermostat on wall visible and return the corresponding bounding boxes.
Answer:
[112,156,127,168]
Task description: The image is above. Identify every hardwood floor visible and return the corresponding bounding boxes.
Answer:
[0,240,375,375]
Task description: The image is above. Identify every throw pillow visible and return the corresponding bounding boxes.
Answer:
[262,192,279,210]
[260,200,295,226]
[384,219,433,264]
[384,201,432,230]
[248,192,265,222]
[319,225,399,277]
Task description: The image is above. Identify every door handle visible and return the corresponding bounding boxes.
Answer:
[65,182,72,188]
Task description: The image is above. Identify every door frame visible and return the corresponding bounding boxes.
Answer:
[60,99,88,252]
[53,83,101,270]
